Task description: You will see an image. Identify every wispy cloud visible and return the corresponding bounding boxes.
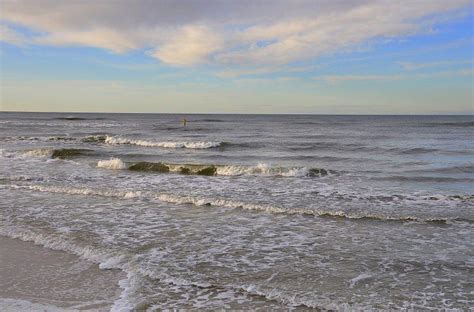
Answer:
[0,0,471,68]
[0,24,29,46]
[315,69,473,84]
[214,65,316,78]
[399,60,473,70]
[317,74,404,84]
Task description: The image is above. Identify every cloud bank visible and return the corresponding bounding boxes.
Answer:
[0,0,471,67]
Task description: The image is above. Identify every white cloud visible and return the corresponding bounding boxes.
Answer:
[35,28,138,53]
[151,25,222,66]
[0,0,471,67]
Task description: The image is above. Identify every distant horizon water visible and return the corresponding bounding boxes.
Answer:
[1,111,473,116]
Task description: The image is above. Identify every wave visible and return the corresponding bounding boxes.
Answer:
[22,148,54,158]
[1,148,55,159]
[51,148,92,159]
[103,135,222,149]
[423,121,474,127]
[393,147,438,155]
[285,142,444,155]
[81,135,107,143]
[8,184,472,223]
[1,148,92,159]
[404,165,474,174]
[97,158,127,170]
[47,136,76,141]
[214,163,329,177]
[54,116,108,121]
[238,284,353,310]
[83,134,226,149]
[375,175,474,183]
[2,136,77,142]
[97,158,332,177]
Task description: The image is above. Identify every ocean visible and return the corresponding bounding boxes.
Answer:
[0,112,473,310]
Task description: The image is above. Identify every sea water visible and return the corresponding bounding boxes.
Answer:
[1,112,473,310]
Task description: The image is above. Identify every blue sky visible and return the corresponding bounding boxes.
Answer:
[0,0,473,114]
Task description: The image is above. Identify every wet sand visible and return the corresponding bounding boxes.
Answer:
[0,236,124,311]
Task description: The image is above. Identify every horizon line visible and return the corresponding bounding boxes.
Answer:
[1,110,473,116]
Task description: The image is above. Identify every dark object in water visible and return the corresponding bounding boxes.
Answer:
[55,117,86,120]
[51,148,90,159]
[48,137,76,141]
[129,162,170,172]
[308,168,329,176]
[180,167,191,174]
[82,135,107,143]
[196,166,216,176]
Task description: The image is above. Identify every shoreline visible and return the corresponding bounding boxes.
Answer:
[0,236,125,311]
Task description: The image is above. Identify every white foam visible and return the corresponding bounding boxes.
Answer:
[8,184,457,222]
[11,184,132,199]
[97,158,127,170]
[0,298,71,312]
[0,148,54,159]
[204,163,319,177]
[239,284,364,310]
[104,135,221,149]
[0,226,134,311]
[349,273,373,288]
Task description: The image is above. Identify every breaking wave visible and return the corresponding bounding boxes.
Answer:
[1,148,92,159]
[22,148,54,158]
[7,184,472,223]
[103,135,222,149]
[97,158,332,177]
[0,148,54,159]
[1,136,77,142]
[81,135,107,143]
[97,158,127,170]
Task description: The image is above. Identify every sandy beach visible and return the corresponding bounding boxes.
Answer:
[0,236,124,311]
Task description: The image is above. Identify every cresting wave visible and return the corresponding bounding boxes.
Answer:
[2,148,93,159]
[91,135,222,149]
[96,158,332,177]
[3,136,77,142]
[97,158,127,170]
[8,184,472,223]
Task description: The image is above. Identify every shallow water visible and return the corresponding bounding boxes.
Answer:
[1,112,473,310]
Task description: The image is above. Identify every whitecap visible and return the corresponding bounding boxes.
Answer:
[104,135,221,149]
[97,158,127,170]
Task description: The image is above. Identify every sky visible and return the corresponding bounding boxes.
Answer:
[0,0,473,114]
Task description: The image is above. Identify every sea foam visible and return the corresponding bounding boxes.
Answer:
[8,184,471,223]
[104,135,221,149]
[97,158,127,170]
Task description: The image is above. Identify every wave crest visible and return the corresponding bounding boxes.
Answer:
[97,158,127,170]
[9,184,471,223]
[100,160,332,177]
[103,135,221,149]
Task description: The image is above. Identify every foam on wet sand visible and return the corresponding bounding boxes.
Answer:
[0,236,124,311]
